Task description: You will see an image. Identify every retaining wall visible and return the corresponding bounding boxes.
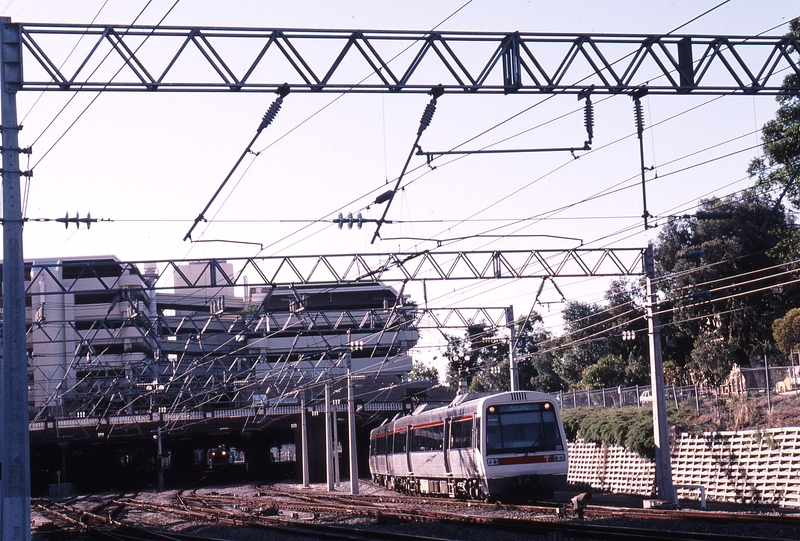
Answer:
[567,427,800,507]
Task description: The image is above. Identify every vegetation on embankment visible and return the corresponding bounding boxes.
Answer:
[562,392,800,459]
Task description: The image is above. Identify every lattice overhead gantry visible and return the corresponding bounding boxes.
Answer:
[9,24,800,94]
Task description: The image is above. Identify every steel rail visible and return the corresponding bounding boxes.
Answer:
[160,487,799,541]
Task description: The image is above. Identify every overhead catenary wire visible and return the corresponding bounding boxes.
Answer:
[422,46,796,332]
[189,0,477,255]
[512,265,799,364]
[382,16,792,274]
[253,10,785,262]
[370,87,443,244]
[30,287,423,423]
[421,160,769,317]
[195,223,800,410]
[382,171,788,334]
[418,105,788,316]
[394,5,753,253]
[29,224,793,422]
[245,19,794,259]
[426,180,792,343]
[183,86,290,242]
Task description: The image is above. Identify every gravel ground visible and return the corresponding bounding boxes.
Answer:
[31,480,800,541]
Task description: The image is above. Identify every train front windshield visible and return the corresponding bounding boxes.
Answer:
[485,402,563,455]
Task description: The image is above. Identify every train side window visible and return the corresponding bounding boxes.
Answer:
[432,423,444,450]
[411,423,444,451]
[393,428,407,454]
[451,418,473,449]
[376,434,387,456]
[411,427,423,451]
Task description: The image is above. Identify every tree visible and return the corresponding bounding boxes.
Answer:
[554,301,614,386]
[553,279,649,389]
[654,191,799,382]
[463,326,511,393]
[688,331,737,387]
[443,333,472,392]
[579,353,650,390]
[773,308,800,354]
[408,360,439,382]
[443,310,562,393]
[514,312,563,392]
[748,19,800,209]
[579,354,627,389]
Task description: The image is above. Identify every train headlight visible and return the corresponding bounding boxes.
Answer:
[488,406,496,414]
[553,454,566,462]
[544,403,551,410]
[487,458,499,466]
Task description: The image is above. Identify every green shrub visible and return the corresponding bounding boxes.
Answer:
[562,406,656,460]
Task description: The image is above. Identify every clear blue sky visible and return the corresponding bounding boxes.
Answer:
[4,0,798,370]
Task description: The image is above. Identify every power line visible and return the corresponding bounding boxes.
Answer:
[27,0,183,173]
[253,7,747,255]
[191,0,477,252]
[249,27,789,258]
[668,0,732,34]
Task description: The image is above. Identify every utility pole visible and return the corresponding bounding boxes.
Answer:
[300,391,310,488]
[644,245,676,504]
[156,427,164,493]
[346,352,359,494]
[0,18,31,541]
[324,379,335,491]
[507,306,519,392]
[332,396,340,484]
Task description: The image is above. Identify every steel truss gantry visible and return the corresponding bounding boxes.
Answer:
[14,23,800,94]
[21,250,639,419]
[26,248,645,294]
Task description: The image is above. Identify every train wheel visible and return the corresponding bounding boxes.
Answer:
[467,480,484,500]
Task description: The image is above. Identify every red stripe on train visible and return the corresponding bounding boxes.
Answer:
[497,455,555,465]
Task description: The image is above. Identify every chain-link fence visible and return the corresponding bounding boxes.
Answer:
[555,357,800,413]
[554,384,702,410]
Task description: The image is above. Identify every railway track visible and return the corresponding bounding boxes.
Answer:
[32,483,800,541]
[258,482,800,531]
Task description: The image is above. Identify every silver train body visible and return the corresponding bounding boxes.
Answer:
[369,390,568,500]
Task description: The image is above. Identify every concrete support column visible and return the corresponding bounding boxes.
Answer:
[0,17,31,541]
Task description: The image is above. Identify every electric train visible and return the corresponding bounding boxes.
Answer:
[369,390,568,501]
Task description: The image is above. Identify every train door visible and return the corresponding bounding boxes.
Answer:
[406,427,413,474]
[443,419,452,475]
[386,431,394,475]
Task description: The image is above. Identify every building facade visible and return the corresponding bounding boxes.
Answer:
[23,257,420,427]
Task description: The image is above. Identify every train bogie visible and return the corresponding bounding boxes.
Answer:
[369,391,568,501]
